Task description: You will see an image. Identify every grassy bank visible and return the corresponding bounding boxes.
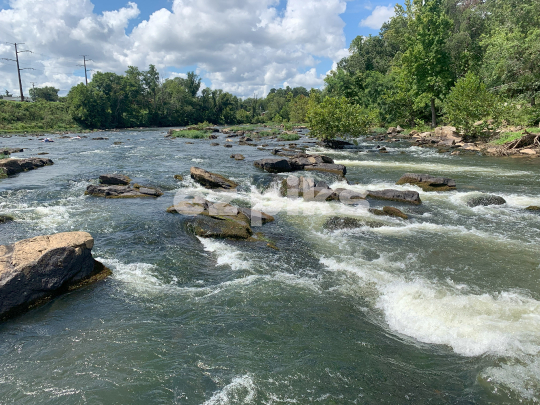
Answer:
[0,100,82,134]
[170,130,212,139]
[491,128,540,145]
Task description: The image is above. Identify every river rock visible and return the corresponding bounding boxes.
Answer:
[467,195,506,207]
[526,206,540,211]
[370,206,408,219]
[254,158,293,173]
[367,189,422,205]
[281,176,339,201]
[174,174,184,181]
[396,173,456,192]
[317,140,354,149]
[190,167,238,190]
[231,154,245,161]
[0,148,24,155]
[0,232,111,320]
[0,215,14,223]
[237,207,275,225]
[303,163,346,176]
[0,157,54,178]
[85,185,163,198]
[323,216,384,231]
[99,174,131,186]
[185,213,252,239]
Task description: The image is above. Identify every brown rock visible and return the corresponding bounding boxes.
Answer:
[190,167,238,190]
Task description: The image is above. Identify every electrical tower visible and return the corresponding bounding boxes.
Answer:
[2,43,34,102]
[78,56,92,85]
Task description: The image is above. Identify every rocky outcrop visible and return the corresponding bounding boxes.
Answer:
[467,195,506,207]
[168,197,274,239]
[254,158,293,173]
[370,206,408,219]
[323,217,384,231]
[367,189,422,205]
[0,157,54,178]
[99,174,131,185]
[0,232,111,321]
[396,173,456,192]
[85,184,163,198]
[190,167,238,190]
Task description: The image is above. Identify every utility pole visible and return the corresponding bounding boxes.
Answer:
[78,56,92,85]
[2,43,33,102]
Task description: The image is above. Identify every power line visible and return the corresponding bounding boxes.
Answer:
[2,43,34,101]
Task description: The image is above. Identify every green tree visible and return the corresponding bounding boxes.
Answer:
[67,83,110,128]
[306,97,377,140]
[442,72,502,137]
[401,0,454,127]
[29,86,60,102]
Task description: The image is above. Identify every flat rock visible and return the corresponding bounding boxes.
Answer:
[367,189,422,205]
[396,173,456,192]
[85,185,163,198]
[0,232,111,320]
[323,216,384,231]
[467,195,506,207]
[303,163,346,176]
[185,213,253,240]
[0,157,54,178]
[254,158,293,173]
[190,167,238,190]
[99,174,131,186]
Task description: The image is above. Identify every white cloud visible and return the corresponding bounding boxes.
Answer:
[359,4,395,30]
[0,0,351,98]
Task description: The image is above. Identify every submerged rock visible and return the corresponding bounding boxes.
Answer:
[0,157,54,178]
[0,215,14,224]
[190,167,238,190]
[323,216,384,231]
[370,206,408,219]
[85,184,163,198]
[396,173,456,192]
[467,195,506,207]
[367,189,422,205]
[0,232,111,321]
[174,174,184,181]
[526,206,540,211]
[99,174,131,186]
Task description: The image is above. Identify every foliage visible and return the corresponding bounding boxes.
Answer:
[442,73,502,136]
[0,154,8,160]
[306,97,377,140]
[491,132,527,145]
[170,130,211,139]
[226,125,257,132]
[279,133,300,141]
[0,100,80,133]
[67,83,111,128]
[29,86,60,102]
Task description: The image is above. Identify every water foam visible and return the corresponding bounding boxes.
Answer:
[198,237,253,271]
[202,375,257,405]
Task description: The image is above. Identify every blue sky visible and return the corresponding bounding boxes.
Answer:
[0,0,398,97]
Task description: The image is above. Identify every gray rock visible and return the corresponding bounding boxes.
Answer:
[467,195,506,207]
[396,173,456,192]
[99,174,131,186]
[0,232,111,320]
[323,216,384,231]
[85,185,163,198]
[0,157,54,178]
[254,158,293,173]
[231,154,245,161]
[367,189,422,205]
[190,167,238,190]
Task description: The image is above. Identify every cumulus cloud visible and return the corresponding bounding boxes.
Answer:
[0,0,351,98]
[359,4,395,30]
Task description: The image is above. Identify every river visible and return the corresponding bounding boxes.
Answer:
[0,129,539,404]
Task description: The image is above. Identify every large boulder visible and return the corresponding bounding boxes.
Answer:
[434,126,461,143]
[99,174,131,185]
[396,173,456,192]
[467,195,506,207]
[0,232,111,320]
[254,158,293,173]
[281,176,339,202]
[190,167,238,190]
[0,157,54,178]
[85,185,163,198]
[367,189,422,205]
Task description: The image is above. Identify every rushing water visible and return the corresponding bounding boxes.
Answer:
[0,130,539,404]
